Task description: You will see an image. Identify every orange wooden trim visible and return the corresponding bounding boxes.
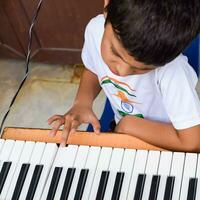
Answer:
[2,127,165,151]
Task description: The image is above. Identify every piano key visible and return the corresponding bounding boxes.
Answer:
[74,168,89,200]
[0,161,12,194]
[0,140,25,199]
[47,145,78,199]
[0,140,15,195]
[187,178,198,200]
[163,176,175,200]
[0,140,15,170]
[25,164,43,200]
[12,163,30,200]
[67,145,89,199]
[170,152,185,200]
[157,152,173,200]
[119,149,136,200]
[180,153,197,200]
[111,172,125,200]
[142,150,160,200]
[0,139,5,155]
[195,154,200,199]
[19,142,46,200]
[134,173,146,200]
[60,167,76,200]
[89,147,112,200]
[42,145,77,199]
[81,147,101,200]
[127,150,148,200]
[104,148,124,199]
[96,170,110,200]
[148,175,160,200]
[32,143,58,200]
[46,166,63,200]
[6,141,35,200]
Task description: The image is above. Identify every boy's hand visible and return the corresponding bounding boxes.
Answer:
[47,104,101,147]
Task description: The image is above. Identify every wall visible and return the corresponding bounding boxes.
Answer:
[0,0,103,64]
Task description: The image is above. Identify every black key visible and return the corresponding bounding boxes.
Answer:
[187,178,198,200]
[11,163,30,200]
[148,175,161,200]
[46,166,63,200]
[74,169,89,200]
[134,173,146,200]
[25,164,43,200]
[164,176,175,200]
[96,170,110,200]
[60,167,76,200]
[111,172,125,200]
[0,161,12,194]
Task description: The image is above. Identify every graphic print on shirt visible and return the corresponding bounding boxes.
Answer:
[101,76,144,118]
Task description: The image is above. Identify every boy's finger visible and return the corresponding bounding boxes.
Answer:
[49,120,62,137]
[60,122,71,147]
[70,120,81,134]
[90,117,101,133]
[48,115,62,125]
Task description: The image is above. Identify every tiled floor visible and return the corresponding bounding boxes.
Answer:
[0,59,106,135]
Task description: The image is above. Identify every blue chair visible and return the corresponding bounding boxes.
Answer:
[183,35,200,75]
[87,35,200,132]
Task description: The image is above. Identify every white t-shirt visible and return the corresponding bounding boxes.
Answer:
[81,14,200,130]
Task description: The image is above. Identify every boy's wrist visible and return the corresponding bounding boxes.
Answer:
[73,99,93,108]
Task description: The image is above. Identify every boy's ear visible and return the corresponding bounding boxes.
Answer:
[103,0,109,18]
[104,0,109,7]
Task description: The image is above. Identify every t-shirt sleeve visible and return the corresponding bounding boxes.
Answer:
[81,19,98,75]
[159,56,200,129]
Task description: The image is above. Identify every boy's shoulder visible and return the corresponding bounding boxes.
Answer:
[156,54,198,86]
[86,14,105,30]
[85,14,105,37]
[83,14,105,53]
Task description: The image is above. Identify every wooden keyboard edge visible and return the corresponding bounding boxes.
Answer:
[1,127,165,151]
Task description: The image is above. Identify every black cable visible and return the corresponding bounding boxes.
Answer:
[0,0,44,133]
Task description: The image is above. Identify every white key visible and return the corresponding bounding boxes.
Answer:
[0,140,25,199]
[104,148,124,200]
[6,141,35,200]
[119,149,136,200]
[54,145,79,199]
[89,147,112,200]
[157,151,173,200]
[127,150,148,200]
[42,145,78,199]
[170,152,185,200]
[142,150,160,200]
[0,140,15,170]
[0,139,5,154]
[33,143,58,200]
[19,142,46,200]
[195,153,200,199]
[179,153,197,200]
[81,146,101,200]
[68,145,90,199]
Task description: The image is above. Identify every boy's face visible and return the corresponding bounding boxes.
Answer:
[101,22,156,76]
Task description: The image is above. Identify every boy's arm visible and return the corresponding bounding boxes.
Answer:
[74,68,102,107]
[115,115,200,152]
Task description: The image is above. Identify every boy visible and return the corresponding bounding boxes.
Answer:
[48,0,200,152]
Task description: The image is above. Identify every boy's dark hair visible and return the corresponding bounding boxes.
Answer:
[105,0,200,66]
